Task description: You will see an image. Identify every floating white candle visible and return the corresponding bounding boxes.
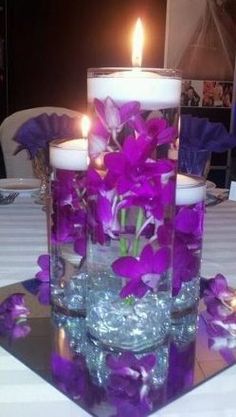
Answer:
[176,174,206,206]
[50,115,90,171]
[87,19,181,110]
[50,138,88,171]
[88,69,181,110]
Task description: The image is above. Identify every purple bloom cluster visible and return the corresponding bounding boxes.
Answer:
[51,170,87,257]
[0,293,30,339]
[87,97,178,298]
[202,274,236,339]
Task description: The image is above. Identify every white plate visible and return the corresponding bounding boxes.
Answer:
[0,178,41,193]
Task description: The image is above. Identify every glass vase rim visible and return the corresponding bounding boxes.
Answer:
[49,138,87,149]
[87,67,182,79]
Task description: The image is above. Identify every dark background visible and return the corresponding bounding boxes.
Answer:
[4,0,167,116]
[0,0,167,178]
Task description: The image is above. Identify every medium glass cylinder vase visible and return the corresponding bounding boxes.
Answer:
[172,174,206,317]
[49,138,88,316]
[86,68,182,351]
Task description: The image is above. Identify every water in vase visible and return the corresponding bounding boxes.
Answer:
[50,139,88,316]
[86,67,182,351]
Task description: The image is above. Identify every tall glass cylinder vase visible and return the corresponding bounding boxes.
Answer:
[86,68,181,351]
[172,174,206,318]
[49,138,88,316]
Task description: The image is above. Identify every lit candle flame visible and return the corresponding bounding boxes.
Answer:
[132,18,144,68]
[81,115,90,138]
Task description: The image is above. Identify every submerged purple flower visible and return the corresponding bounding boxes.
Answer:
[35,254,50,282]
[104,137,174,196]
[89,98,140,159]
[131,114,177,147]
[95,97,140,136]
[172,239,200,296]
[112,244,170,298]
[175,204,204,238]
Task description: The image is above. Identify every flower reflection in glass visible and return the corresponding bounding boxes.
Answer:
[106,351,157,417]
[51,353,104,407]
[0,293,30,339]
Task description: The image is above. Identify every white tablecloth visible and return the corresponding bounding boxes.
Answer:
[0,195,236,417]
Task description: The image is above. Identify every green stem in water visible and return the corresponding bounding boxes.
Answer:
[119,208,127,256]
[132,208,144,257]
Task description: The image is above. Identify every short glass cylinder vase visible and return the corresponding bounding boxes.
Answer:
[86,68,182,351]
[49,138,88,316]
[172,174,206,317]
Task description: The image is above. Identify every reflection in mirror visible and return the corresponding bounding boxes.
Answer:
[0,279,236,417]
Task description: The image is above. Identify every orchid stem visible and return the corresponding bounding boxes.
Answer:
[119,208,127,256]
[132,208,144,257]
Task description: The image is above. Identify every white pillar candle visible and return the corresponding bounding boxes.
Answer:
[88,68,181,110]
[176,174,206,206]
[50,138,88,171]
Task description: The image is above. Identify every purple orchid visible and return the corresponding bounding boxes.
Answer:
[202,274,234,303]
[106,351,156,417]
[0,293,30,339]
[89,98,140,159]
[95,97,140,137]
[131,114,177,148]
[112,244,170,298]
[175,203,204,239]
[87,167,123,240]
[0,293,30,322]
[35,254,50,282]
[104,138,174,197]
[202,274,236,338]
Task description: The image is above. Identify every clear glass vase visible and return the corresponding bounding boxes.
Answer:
[49,138,88,316]
[86,68,181,351]
[172,174,206,317]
